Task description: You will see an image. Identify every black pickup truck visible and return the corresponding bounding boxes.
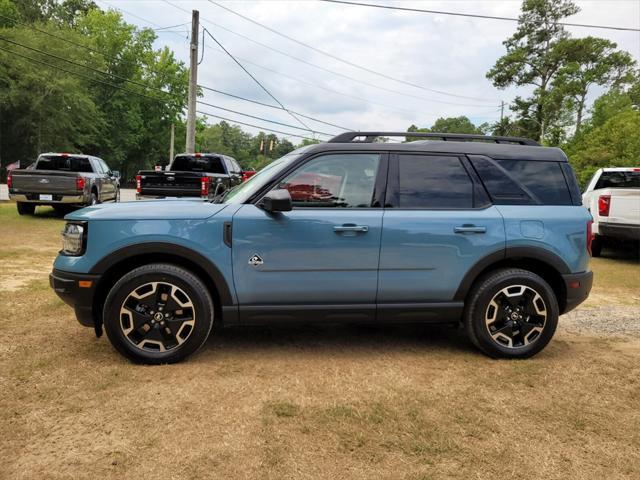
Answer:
[136,153,243,200]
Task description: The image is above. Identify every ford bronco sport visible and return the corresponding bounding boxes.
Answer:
[50,132,593,364]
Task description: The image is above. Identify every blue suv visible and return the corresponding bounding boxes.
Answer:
[50,132,593,364]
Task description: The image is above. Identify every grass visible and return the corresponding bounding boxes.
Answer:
[0,202,639,479]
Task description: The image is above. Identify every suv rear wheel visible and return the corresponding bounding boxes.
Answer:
[464,268,559,359]
[103,264,214,364]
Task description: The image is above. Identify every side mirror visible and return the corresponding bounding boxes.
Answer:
[261,189,292,213]
[111,170,121,178]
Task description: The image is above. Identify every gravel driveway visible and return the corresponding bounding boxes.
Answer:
[561,304,640,337]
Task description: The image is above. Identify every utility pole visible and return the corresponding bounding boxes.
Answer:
[185,10,199,154]
[499,100,505,135]
[169,123,175,163]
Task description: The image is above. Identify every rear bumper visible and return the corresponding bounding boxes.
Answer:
[10,193,87,204]
[599,223,640,241]
[562,270,593,314]
[136,193,206,200]
[50,269,101,328]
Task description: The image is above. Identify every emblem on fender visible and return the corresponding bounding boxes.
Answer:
[248,254,264,267]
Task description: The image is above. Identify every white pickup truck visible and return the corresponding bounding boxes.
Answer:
[582,168,640,257]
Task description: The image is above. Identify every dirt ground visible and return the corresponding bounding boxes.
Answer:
[1,203,639,480]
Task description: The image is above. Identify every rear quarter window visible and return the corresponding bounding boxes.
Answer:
[396,155,474,208]
[471,157,572,205]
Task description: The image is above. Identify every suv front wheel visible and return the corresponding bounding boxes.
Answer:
[103,264,214,364]
[464,269,559,359]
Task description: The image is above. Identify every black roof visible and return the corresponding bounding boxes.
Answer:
[303,132,567,163]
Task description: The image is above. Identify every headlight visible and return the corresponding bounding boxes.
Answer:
[61,222,86,255]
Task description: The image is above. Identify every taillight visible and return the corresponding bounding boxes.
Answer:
[76,176,85,191]
[586,220,594,256]
[242,171,256,182]
[201,176,210,196]
[598,194,611,217]
[7,172,12,189]
[136,175,142,194]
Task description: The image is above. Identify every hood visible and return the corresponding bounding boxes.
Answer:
[65,199,228,221]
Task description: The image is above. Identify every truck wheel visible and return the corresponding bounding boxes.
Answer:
[16,202,36,215]
[115,188,120,203]
[103,264,214,364]
[591,234,603,257]
[90,192,99,206]
[464,268,559,359]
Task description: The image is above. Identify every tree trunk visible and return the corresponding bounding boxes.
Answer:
[575,94,586,134]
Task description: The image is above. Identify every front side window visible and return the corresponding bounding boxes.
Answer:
[276,153,381,208]
[397,155,473,208]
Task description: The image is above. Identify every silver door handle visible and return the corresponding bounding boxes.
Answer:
[334,225,369,233]
[454,225,486,234]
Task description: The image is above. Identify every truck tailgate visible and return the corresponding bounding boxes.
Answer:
[12,171,78,193]
[608,189,640,225]
[139,171,201,196]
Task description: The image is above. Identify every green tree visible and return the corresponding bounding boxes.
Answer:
[431,116,483,134]
[487,0,579,141]
[553,37,636,132]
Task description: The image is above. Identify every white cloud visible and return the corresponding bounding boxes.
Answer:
[99,0,640,142]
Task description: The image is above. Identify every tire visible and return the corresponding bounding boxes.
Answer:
[53,204,71,216]
[103,264,215,364]
[591,234,603,257]
[16,202,35,215]
[90,191,99,206]
[114,188,120,203]
[464,268,559,359]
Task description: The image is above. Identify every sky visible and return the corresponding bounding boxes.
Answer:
[95,0,640,142]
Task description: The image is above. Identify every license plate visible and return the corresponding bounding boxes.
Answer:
[39,194,53,201]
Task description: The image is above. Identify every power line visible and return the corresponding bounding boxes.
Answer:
[208,0,501,102]
[0,39,334,137]
[202,48,424,116]
[198,86,351,131]
[197,100,333,136]
[196,110,315,141]
[165,1,498,109]
[202,27,314,132]
[0,12,122,64]
[320,0,640,33]
[0,44,172,104]
[0,35,183,102]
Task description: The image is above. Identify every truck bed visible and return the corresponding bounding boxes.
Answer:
[137,171,228,198]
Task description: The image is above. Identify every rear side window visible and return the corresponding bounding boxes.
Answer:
[172,155,226,174]
[397,155,473,208]
[595,171,640,189]
[472,157,572,205]
[36,155,93,173]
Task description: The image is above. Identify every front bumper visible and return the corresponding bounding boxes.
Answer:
[50,269,101,329]
[599,223,640,241]
[562,270,593,314]
[11,193,87,204]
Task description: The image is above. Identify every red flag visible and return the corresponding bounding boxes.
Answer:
[6,161,20,171]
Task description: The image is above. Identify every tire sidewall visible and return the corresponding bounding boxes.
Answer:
[103,265,214,364]
[467,270,559,359]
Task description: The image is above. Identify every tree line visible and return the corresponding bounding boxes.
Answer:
[1,0,638,186]
[408,0,639,186]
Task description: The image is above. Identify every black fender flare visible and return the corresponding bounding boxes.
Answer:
[90,242,233,305]
[453,246,571,301]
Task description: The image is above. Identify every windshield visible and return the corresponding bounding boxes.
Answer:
[221,147,312,204]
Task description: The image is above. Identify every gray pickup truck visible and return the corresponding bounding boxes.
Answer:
[8,153,120,215]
